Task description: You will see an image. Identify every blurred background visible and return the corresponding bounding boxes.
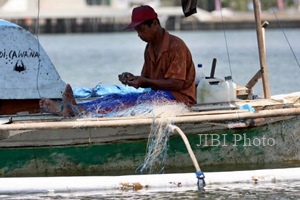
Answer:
[0,0,299,33]
[1,0,299,96]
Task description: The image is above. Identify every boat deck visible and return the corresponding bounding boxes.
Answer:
[0,92,299,125]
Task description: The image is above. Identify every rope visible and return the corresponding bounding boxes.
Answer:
[217,0,233,80]
[35,0,42,99]
[266,0,300,70]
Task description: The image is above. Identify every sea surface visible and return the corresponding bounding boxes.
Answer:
[4,29,300,199]
[38,29,300,97]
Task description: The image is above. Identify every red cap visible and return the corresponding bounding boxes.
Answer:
[124,5,158,30]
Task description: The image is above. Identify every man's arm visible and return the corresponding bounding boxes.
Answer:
[127,75,184,91]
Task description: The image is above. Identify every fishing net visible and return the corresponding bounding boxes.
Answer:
[135,103,190,174]
[77,89,177,118]
[75,88,190,174]
[77,92,190,174]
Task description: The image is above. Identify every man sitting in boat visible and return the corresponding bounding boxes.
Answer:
[40,5,196,117]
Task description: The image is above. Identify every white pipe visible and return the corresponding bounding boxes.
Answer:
[1,167,300,194]
[168,124,201,172]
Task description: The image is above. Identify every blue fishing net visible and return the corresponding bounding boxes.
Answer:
[75,85,176,118]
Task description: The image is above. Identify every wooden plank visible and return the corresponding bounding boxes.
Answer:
[253,0,271,98]
[245,70,262,89]
[75,109,250,122]
[0,107,299,131]
[235,98,293,109]
[181,109,249,116]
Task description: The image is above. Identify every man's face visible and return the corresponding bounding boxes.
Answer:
[134,23,153,43]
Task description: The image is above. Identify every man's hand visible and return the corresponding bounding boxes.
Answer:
[127,76,144,89]
[118,72,135,85]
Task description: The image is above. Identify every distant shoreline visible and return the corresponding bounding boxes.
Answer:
[2,9,300,33]
[6,18,298,34]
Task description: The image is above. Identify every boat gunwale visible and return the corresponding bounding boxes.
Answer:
[0,107,299,131]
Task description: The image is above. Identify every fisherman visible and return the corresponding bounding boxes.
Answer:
[40,5,196,117]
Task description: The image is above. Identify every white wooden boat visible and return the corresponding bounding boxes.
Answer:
[0,0,299,178]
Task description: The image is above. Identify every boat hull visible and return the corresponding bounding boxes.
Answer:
[1,115,299,177]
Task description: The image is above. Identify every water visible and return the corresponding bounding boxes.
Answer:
[39,29,300,96]
[8,29,299,199]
